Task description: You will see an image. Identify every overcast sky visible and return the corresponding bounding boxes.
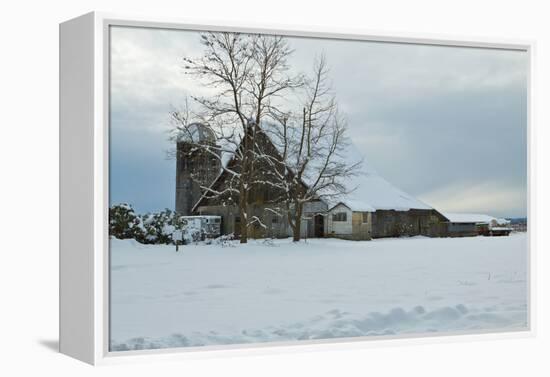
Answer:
[109,26,528,218]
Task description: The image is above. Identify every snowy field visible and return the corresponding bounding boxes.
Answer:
[110,233,528,351]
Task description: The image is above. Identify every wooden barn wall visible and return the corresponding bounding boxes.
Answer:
[371,209,447,238]
[447,222,478,237]
[351,212,372,240]
[195,204,292,239]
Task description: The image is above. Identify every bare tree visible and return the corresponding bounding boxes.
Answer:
[171,32,300,243]
[267,55,362,241]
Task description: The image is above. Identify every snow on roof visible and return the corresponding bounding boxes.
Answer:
[217,138,239,170]
[192,124,435,214]
[331,200,374,212]
[328,145,433,213]
[443,213,510,225]
[329,178,432,212]
[444,213,493,223]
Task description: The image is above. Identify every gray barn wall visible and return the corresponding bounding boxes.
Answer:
[447,222,478,237]
[197,200,328,239]
[196,204,448,240]
[175,142,221,215]
[371,209,447,238]
[301,200,329,238]
[196,203,293,239]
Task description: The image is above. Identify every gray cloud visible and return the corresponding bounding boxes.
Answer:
[109,26,528,218]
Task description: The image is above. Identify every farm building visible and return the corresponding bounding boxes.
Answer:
[175,123,222,216]
[444,213,513,237]
[325,170,448,240]
[176,123,328,239]
[176,123,450,240]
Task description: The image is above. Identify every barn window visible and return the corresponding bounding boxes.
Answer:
[333,212,347,222]
[272,216,279,224]
[362,212,368,224]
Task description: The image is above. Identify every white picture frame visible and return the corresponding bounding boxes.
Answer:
[59,11,535,365]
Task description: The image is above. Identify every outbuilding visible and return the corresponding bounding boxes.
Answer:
[443,213,513,237]
[326,201,373,240]
[325,166,449,240]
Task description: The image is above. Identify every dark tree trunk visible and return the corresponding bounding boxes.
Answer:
[239,202,248,244]
[292,203,303,242]
[239,140,249,244]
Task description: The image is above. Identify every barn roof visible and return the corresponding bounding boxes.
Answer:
[189,124,440,215]
[176,122,217,144]
[444,213,510,225]
[191,124,309,212]
[326,143,435,213]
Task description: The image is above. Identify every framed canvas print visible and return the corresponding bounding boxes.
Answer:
[59,12,534,365]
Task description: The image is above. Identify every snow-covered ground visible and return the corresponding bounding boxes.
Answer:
[110,233,528,351]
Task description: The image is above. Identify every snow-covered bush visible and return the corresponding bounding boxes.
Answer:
[215,233,235,247]
[109,205,192,245]
[139,209,188,245]
[109,203,145,240]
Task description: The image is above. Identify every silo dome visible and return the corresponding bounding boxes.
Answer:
[177,123,216,144]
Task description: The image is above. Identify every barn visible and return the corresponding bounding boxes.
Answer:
[444,213,512,237]
[326,171,448,240]
[177,123,328,239]
[176,123,450,240]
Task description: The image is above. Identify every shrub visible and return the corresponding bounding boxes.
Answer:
[109,204,200,245]
[140,209,189,244]
[109,203,145,240]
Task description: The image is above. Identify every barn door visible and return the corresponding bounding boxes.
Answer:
[314,214,324,237]
[234,215,241,237]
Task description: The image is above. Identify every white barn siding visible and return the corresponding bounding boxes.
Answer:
[328,203,353,236]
